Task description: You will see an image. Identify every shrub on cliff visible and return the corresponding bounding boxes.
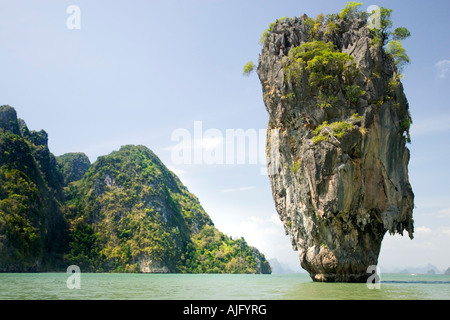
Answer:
[283,40,363,107]
[339,2,364,20]
[367,5,411,72]
[242,61,255,76]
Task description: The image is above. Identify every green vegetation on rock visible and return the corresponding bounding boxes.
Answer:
[283,40,363,108]
[366,5,411,72]
[56,152,91,186]
[339,2,364,20]
[0,105,67,271]
[0,106,271,274]
[386,40,410,73]
[312,120,355,144]
[257,2,414,282]
[259,17,288,45]
[63,145,270,273]
[182,225,271,274]
[242,61,256,76]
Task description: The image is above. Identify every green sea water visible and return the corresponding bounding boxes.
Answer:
[0,273,449,300]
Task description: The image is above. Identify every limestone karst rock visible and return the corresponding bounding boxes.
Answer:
[257,14,414,282]
[0,105,68,271]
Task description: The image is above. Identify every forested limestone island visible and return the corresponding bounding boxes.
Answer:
[253,2,414,282]
[0,105,271,274]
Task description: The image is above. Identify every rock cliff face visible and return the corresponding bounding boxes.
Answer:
[56,152,91,186]
[66,145,271,274]
[258,15,414,282]
[0,105,68,271]
[0,106,271,274]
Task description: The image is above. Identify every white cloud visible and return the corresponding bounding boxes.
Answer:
[164,137,223,152]
[439,227,450,237]
[415,226,432,234]
[197,137,223,150]
[167,166,184,176]
[270,214,283,226]
[411,115,450,137]
[249,216,265,224]
[218,214,290,253]
[379,230,450,271]
[438,207,450,216]
[436,59,450,79]
[220,186,254,193]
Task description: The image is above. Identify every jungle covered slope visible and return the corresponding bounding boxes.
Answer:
[0,105,271,274]
[0,105,67,271]
[256,3,414,282]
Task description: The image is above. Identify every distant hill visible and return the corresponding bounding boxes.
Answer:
[56,152,91,186]
[0,105,271,274]
[268,258,298,274]
[384,263,444,274]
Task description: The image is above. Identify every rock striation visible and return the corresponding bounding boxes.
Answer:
[258,14,414,282]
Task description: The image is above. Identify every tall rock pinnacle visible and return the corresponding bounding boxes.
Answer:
[257,12,414,282]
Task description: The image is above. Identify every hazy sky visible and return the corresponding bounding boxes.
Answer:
[1,0,450,272]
